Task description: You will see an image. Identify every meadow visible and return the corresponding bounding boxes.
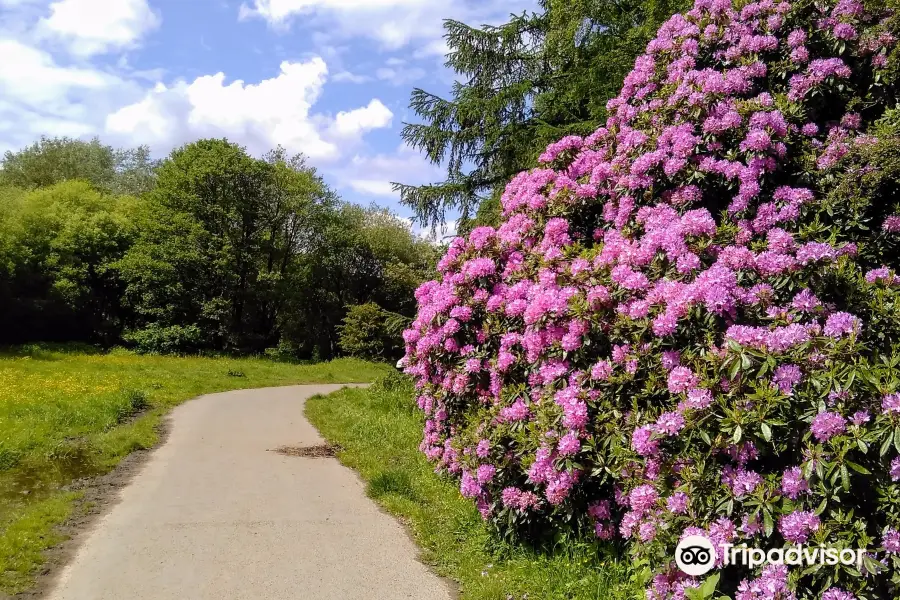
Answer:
[0,344,389,594]
[306,374,639,600]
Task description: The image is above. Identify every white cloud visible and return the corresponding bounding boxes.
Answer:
[328,143,442,205]
[413,38,450,58]
[0,38,138,152]
[349,179,395,196]
[0,39,117,103]
[238,0,523,52]
[375,66,425,86]
[104,58,393,160]
[240,0,425,24]
[37,0,160,57]
[333,70,372,84]
[332,98,393,138]
[414,219,457,242]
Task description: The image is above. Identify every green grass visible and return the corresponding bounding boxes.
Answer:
[306,375,640,600]
[0,344,391,594]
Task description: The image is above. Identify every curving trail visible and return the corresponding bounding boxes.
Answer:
[46,385,454,600]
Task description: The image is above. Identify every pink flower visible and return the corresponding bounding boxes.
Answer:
[884,529,900,553]
[833,23,857,40]
[883,393,900,414]
[476,464,496,484]
[591,360,613,381]
[824,312,861,338]
[629,484,658,514]
[781,467,809,499]
[656,411,685,435]
[557,432,581,456]
[632,426,659,457]
[668,366,699,394]
[666,492,689,514]
[772,364,802,395]
[460,471,481,498]
[811,412,846,442]
[779,510,820,543]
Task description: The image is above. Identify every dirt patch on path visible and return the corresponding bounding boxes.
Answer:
[7,418,172,600]
[269,443,341,458]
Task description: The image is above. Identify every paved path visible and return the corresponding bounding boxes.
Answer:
[47,385,454,600]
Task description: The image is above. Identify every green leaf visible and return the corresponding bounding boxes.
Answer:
[845,461,871,475]
[863,554,886,574]
[684,589,704,600]
[732,425,742,444]
[840,464,850,491]
[728,358,741,380]
[699,572,720,597]
[761,423,772,442]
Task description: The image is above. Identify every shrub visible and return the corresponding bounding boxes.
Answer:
[123,323,203,354]
[402,1,900,598]
[338,303,410,361]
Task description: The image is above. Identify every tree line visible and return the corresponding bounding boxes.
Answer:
[0,137,437,360]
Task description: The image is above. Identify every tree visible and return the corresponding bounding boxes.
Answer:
[0,181,138,344]
[0,136,157,196]
[281,204,437,359]
[337,302,409,361]
[116,139,334,353]
[396,0,689,231]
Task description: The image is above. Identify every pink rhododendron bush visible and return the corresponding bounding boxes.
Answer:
[402,0,900,598]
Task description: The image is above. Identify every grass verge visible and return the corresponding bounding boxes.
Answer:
[306,373,640,600]
[0,344,390,595]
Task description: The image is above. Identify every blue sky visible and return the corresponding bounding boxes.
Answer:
[0,0,534,232]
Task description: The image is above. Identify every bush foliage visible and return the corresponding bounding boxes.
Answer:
[338,303,410,361]
[402,0,900,598]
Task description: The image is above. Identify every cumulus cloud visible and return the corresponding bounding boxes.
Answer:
[36,0,160,57]
[104,58,393,160]
[333,71,372,84]
[0,38,138,152]
[0,39,116,103]
[0,0,395,163]
[349,180,395,196]
[332,99,393,138]
[375,66,426,86]
[240,0,426,24]
[239,0,522,51]
[331,143,442,204]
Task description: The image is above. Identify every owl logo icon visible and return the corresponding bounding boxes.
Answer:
[675,535,717,576]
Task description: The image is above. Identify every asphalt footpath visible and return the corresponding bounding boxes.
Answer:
[45,384,454,600]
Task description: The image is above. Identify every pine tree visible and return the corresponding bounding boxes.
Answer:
[396,0,690,232]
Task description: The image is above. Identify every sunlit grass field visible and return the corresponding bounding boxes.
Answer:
[0,344,389,594]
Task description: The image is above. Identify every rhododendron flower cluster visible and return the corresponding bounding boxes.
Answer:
[403,0,900,598]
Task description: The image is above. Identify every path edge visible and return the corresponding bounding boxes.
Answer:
[303,388,462,600]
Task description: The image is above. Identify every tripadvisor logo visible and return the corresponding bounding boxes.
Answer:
[676,535,717,576]
[674,535,867,576]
